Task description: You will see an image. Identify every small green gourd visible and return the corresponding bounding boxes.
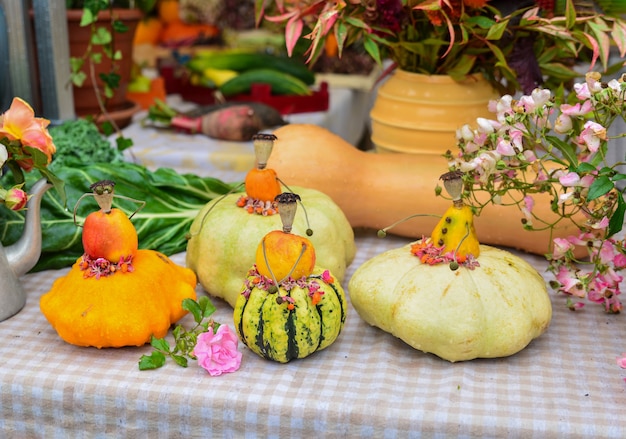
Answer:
[233,193,347,363]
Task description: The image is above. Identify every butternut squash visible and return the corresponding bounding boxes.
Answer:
[267,124,582,256]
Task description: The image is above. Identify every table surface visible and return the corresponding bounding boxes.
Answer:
[2,92,626,438]
[2,233,625,438]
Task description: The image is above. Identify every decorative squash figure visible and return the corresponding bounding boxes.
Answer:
[186,133,355,307]
[349,171,552,362]
[40,181,197,348]
[234,193,347,363]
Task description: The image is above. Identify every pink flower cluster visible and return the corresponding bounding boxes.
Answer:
[449,72,626,313]
[551,232,624,313]
[241,266,335,308]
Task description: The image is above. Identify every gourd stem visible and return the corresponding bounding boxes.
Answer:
[188,182,245,237]
[113,195,146,220]
[261,239,280,288]
[378,214,441,237]
[252,133,277,170]
[72,182,149,227]
[452,223,471,263]
[277,178,313,235]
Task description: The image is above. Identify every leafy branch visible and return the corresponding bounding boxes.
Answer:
[138,296,220,370]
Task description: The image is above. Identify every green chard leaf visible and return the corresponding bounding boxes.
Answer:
[0,162,235,271]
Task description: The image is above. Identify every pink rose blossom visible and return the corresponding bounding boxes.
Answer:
[523,149,538,162]
[591,216,609,230]
[554,114,572,133]
[580,174,595,188]
[193,325,242,376]
[476,117,497,134]
[613,253,626,269]
[574,82,591,99]
[556,266,585,297]
[496,138,516,156]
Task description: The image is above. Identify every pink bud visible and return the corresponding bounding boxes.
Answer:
[4,187,29,211]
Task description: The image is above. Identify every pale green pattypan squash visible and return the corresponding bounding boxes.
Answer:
[348,171,552,362]
[186,134,355,307]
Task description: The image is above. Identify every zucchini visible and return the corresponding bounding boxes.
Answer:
[219,69,313,97]
[187,52,316,85]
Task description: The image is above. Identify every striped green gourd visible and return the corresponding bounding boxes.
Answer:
[234,266,347,363]
[233,192,347,363]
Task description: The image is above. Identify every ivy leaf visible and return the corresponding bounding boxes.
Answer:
[138,351,166,370]
[587,175,614,201]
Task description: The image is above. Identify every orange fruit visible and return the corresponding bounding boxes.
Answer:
[82,208,139,262]
[158,0,181,24]
[245,168,281,202]
[159,21,219,45]
[133,17,163,45]
[256,230,316,281]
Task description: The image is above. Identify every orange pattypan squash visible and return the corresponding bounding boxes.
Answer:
[40,180,197,348]
[40,250,197,349]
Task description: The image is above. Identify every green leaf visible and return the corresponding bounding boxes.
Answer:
[363,36,383,66]
[115,136,134,152]
[79,8,96,26]
[172,354,189,368]
[91,27,112,46]
[182,298,203,324]
[466,16,496,30]
[150,336,171,352]
[576,162,597,173]
[485,20,508,40]
[138,351,166,370]
[0,161,234,271]
[546,135,578,167]
[587,175,614,201]
[198,296,217,318]
[608,194,626,237]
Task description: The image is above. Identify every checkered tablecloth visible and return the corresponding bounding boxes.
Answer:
[1,229,625,439]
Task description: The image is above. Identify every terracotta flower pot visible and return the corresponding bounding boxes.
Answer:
[66,8,142,127]
[370,70,499,154]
